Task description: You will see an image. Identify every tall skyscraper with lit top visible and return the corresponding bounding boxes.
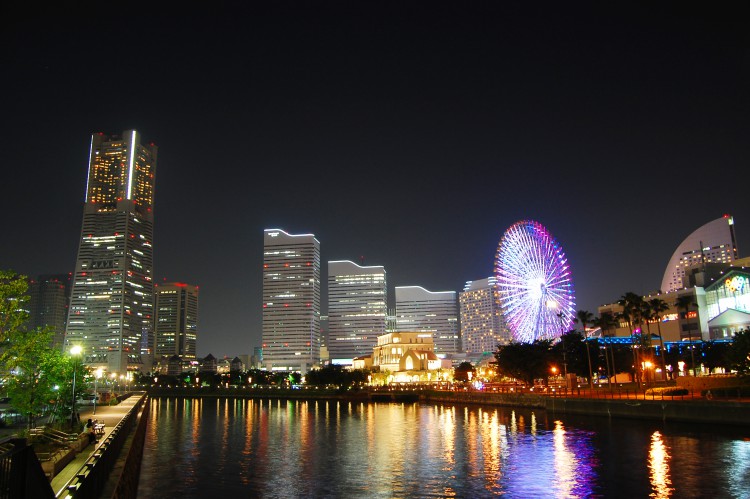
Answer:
[328,260,387,364]
[65,130,157,373]
[262,229,321,372]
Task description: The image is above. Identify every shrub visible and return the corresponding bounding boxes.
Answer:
[645,387,688,396]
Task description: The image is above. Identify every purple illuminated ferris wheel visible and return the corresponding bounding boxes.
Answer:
[495,220,575,343]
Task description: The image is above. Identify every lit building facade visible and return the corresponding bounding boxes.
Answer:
[705,269,750,338]
[155,282,199,359]
[327,260,387,364]
[395,286,460,355]
[372,331,441,374]
[459,277,509,354]
[65,130,157,373]
[262,229,321,372]
[597,287,709,343]
[28,273,73,350]
[661,215,738,293]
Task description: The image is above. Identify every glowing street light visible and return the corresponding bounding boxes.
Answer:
[70,345,82,427]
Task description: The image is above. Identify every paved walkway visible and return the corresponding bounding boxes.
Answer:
[50,394,143,497]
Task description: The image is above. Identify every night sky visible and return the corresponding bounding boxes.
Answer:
[3,3,748,358]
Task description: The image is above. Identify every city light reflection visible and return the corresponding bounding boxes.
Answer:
[649,431,673,498]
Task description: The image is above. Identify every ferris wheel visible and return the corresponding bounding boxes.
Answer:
[495,220,575,343]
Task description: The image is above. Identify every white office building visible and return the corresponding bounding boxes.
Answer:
[327,260,387,365]
[459,277,509,354]
[262,229,321,372]
[395,286,459,355]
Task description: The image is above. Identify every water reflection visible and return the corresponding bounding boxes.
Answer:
[649,431,673,498]
[138,398,750,498]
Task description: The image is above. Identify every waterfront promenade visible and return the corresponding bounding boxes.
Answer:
[50,394,142,496]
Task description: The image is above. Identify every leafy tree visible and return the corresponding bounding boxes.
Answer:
[726,329,750,376]
[305,364,368,388]
[494,340,552,386]
[700,340,730,373]
[5,327,77,430]
[0,270,30,350]
[453,361,475,383]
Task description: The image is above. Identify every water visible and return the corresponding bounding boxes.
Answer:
[137,397,750,498]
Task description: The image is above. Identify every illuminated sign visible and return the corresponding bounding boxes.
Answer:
[725,275,749,293]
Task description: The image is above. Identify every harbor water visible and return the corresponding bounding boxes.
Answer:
[137,397,750,498]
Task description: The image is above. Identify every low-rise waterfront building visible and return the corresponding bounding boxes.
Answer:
[371,331,448,383]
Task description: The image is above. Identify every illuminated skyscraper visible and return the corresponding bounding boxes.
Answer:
[395,286,460,355]
[65,130,157,373]
[459,277,509,354]
[155,282,199,359]
[661,215,738,293]
[327,260,387,364]
[262,229,321,372]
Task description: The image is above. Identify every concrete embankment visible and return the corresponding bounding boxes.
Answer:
[419,391,750,426]
[146,387,750,425]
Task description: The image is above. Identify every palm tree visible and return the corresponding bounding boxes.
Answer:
[575,310,595,388]
[594,311,619,386]
[648,298,670,381]
[618,292,646,387]
[676,294,699,376]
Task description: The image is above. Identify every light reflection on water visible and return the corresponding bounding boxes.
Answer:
[138,398,750,498]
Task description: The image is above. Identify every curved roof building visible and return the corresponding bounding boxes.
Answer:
[661,215,738,293]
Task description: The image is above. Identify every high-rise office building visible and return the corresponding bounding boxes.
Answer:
[155,282,198,360]
[28,273,73,350]
[459,277,509,354]
[395,286,460,355]
[327,260,387,364]
[65,130,157,373]
[661,215,738,293]
[262,229,321,372]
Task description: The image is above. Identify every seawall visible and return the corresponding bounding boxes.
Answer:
[145,387,749,425]
[419,391,750,426]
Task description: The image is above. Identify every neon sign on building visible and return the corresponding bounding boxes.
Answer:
[725,275,748,293]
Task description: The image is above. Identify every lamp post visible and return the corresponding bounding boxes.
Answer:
[70,345,82,427]
[93,368,103,415]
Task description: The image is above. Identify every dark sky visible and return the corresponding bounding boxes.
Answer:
[2,3,748,358]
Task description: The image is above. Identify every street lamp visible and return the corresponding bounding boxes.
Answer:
[70,345,82,427]
[93,368,103,415]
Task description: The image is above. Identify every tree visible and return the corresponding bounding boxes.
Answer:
[575,310,594,388]
[700,340,730,374]
[551,331,588,377]
[593,312,619,385]
[0,270,30,347]
[618,292,647,386]
[4,327,77,430]
[453,361,475,383]
[647,298,670,380]
[494,340,552,387]
[676,295,699,376]
[726,329,750,376]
